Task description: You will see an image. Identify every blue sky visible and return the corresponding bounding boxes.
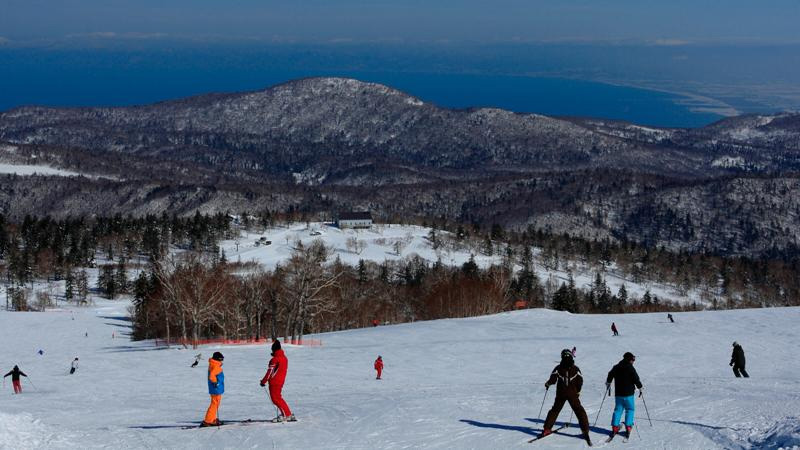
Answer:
[1,0,798,44]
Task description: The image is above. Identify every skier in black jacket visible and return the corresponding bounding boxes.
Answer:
[540,349,592,446]
[730,342,749,377]
[605,352,643,439]
[4,365,27,394]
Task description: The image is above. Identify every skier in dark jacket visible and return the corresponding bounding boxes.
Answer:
[3,365,27,394]
[667,314,675,323]
[730,342,749,378]
[540,349,592,446]
[611,322,619,336]
[606,352,643,439]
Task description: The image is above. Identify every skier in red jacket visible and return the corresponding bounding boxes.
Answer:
[260,340,296,422]
[374,356,383,380]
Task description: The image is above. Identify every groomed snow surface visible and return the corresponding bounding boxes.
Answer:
[1,300,799,449]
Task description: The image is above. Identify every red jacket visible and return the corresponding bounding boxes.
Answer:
[374,358,383,371]
[261,349,288,387]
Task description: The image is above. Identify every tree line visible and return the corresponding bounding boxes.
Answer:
[1,212,798,336]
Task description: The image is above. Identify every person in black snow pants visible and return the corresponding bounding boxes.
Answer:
[667,314,675,323]
[540,349,592,446]
[730,342,749,377]
[4,365,28,394]
[70,357,79,374]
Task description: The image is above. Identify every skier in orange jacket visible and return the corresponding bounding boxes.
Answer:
[201,352,224,427]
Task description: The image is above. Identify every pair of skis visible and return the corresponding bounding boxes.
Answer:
[183,418,294,430]
[528,425,593,446]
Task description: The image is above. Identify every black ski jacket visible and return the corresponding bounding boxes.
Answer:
[546,360,583,397]
[606,360,642,397]
[3,367,27,382]
[731,345,746,366]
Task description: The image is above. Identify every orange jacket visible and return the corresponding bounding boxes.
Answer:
[207,358,224,395]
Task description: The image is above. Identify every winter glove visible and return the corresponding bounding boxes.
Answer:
[260,382,266,387]
[544,382,551,389]
[605,382,611,392]
[729,362,734,366]
[638,387,644,397]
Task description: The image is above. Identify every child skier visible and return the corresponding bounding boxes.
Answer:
[260,340,295,422]
[540,349,592,446]
[374,356,383,380]
[70,357,79,374]
[201,352,225,427]
[611,322,619,336]
[730,342,749,378]
[605,352,644,440]
[3,365,28,394]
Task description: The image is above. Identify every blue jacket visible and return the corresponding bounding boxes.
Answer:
[207,358,225,395]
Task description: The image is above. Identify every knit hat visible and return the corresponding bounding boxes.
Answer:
[271,340,281,352]
[212,351,224,361]
[561,349,574,360]
[623,352,635,361]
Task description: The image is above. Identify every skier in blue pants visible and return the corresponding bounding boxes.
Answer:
[605,352,643,439]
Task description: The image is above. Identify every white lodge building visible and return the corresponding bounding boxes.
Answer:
[337,211,373,229]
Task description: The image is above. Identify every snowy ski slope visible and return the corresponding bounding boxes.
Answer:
[1,300,798,449]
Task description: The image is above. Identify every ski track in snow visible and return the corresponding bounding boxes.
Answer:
[1,300,799,449]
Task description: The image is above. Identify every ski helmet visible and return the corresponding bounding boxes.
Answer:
[623,352,635,361]
[561,349,573,359]
[271,340,281,352]
[732,341,738,347]
[212,351,224,361]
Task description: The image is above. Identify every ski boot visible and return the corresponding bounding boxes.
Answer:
[540,428,553,438]
[609,425,619,438]
[285,414,297,422]
[583,432,593,447]
[199,419,221,428]
[625,425,632,440]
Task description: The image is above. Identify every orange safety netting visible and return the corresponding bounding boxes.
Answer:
[154,337,322,347]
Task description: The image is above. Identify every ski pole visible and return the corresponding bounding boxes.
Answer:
[566,410,573,429]
[634,421,642,439]
[640,392,652,426]
[593,388,609,426]
[25,377,37,390]
[537,387,549,420]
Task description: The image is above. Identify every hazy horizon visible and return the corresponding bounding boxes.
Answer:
[2,0,799,44]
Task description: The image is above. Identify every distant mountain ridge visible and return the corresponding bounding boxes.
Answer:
[2,77,800,257]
